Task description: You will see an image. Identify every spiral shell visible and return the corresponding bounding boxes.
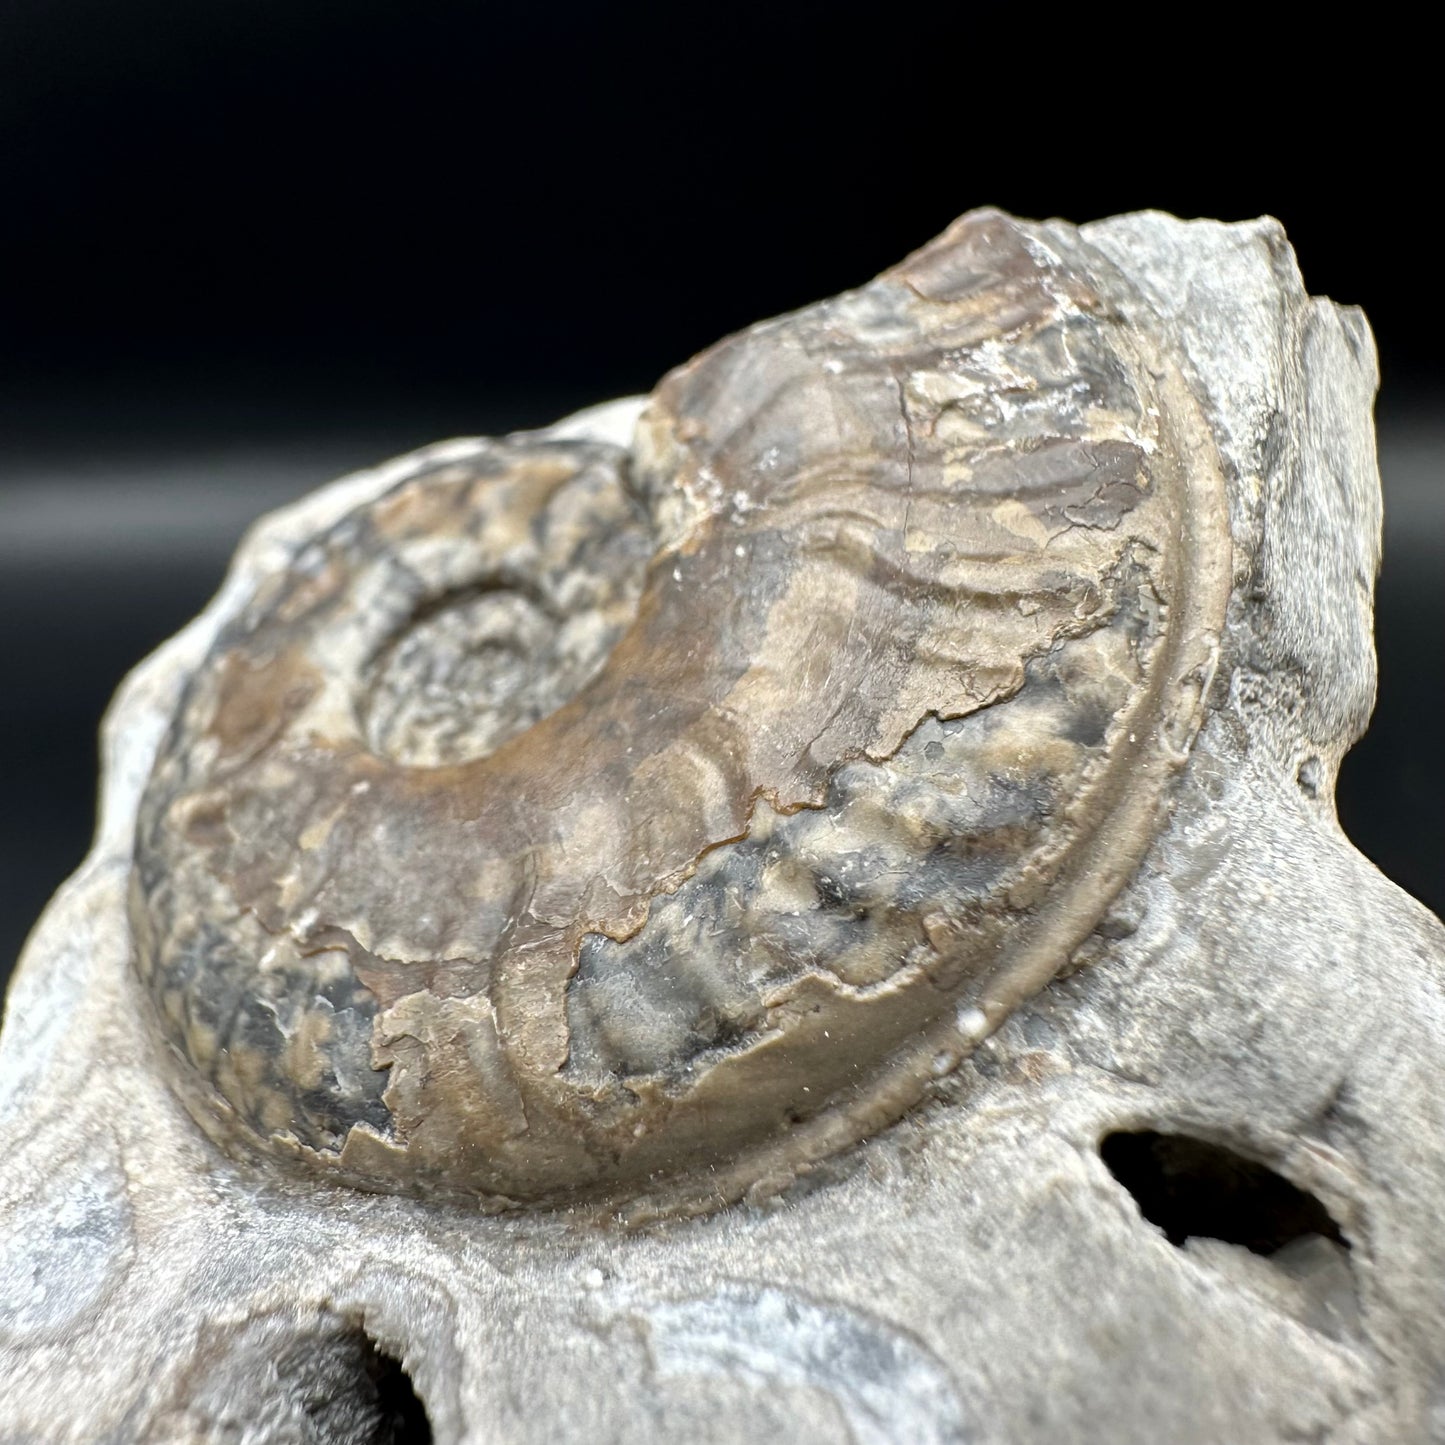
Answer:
[130,211,1229,1211]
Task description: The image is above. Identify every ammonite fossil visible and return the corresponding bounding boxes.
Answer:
[130,210,1230,1212]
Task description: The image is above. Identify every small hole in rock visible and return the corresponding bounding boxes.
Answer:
[1297,755,1325,799]
[361,1334,433,1445]
[1100,1129,1346,1256]
[173,1312,434,1445]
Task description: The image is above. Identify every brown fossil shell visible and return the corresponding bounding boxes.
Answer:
[130,210,1230,1212]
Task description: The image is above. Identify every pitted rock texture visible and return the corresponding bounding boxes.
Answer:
[128,210,1229,1207]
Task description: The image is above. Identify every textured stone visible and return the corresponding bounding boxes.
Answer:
[3,210,1442,1444]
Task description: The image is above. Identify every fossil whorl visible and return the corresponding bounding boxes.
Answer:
[130,210,1230,1211]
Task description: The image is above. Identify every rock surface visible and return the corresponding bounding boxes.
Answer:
[3,211,1443,1444]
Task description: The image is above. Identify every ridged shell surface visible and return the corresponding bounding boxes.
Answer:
[130,210,1230,1211]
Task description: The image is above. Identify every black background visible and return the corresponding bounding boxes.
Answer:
[1,5,1439,986]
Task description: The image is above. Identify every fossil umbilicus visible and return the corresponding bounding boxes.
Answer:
[4,210,1443,1445]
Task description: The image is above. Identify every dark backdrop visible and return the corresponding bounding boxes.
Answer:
[1,5,1439,985]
